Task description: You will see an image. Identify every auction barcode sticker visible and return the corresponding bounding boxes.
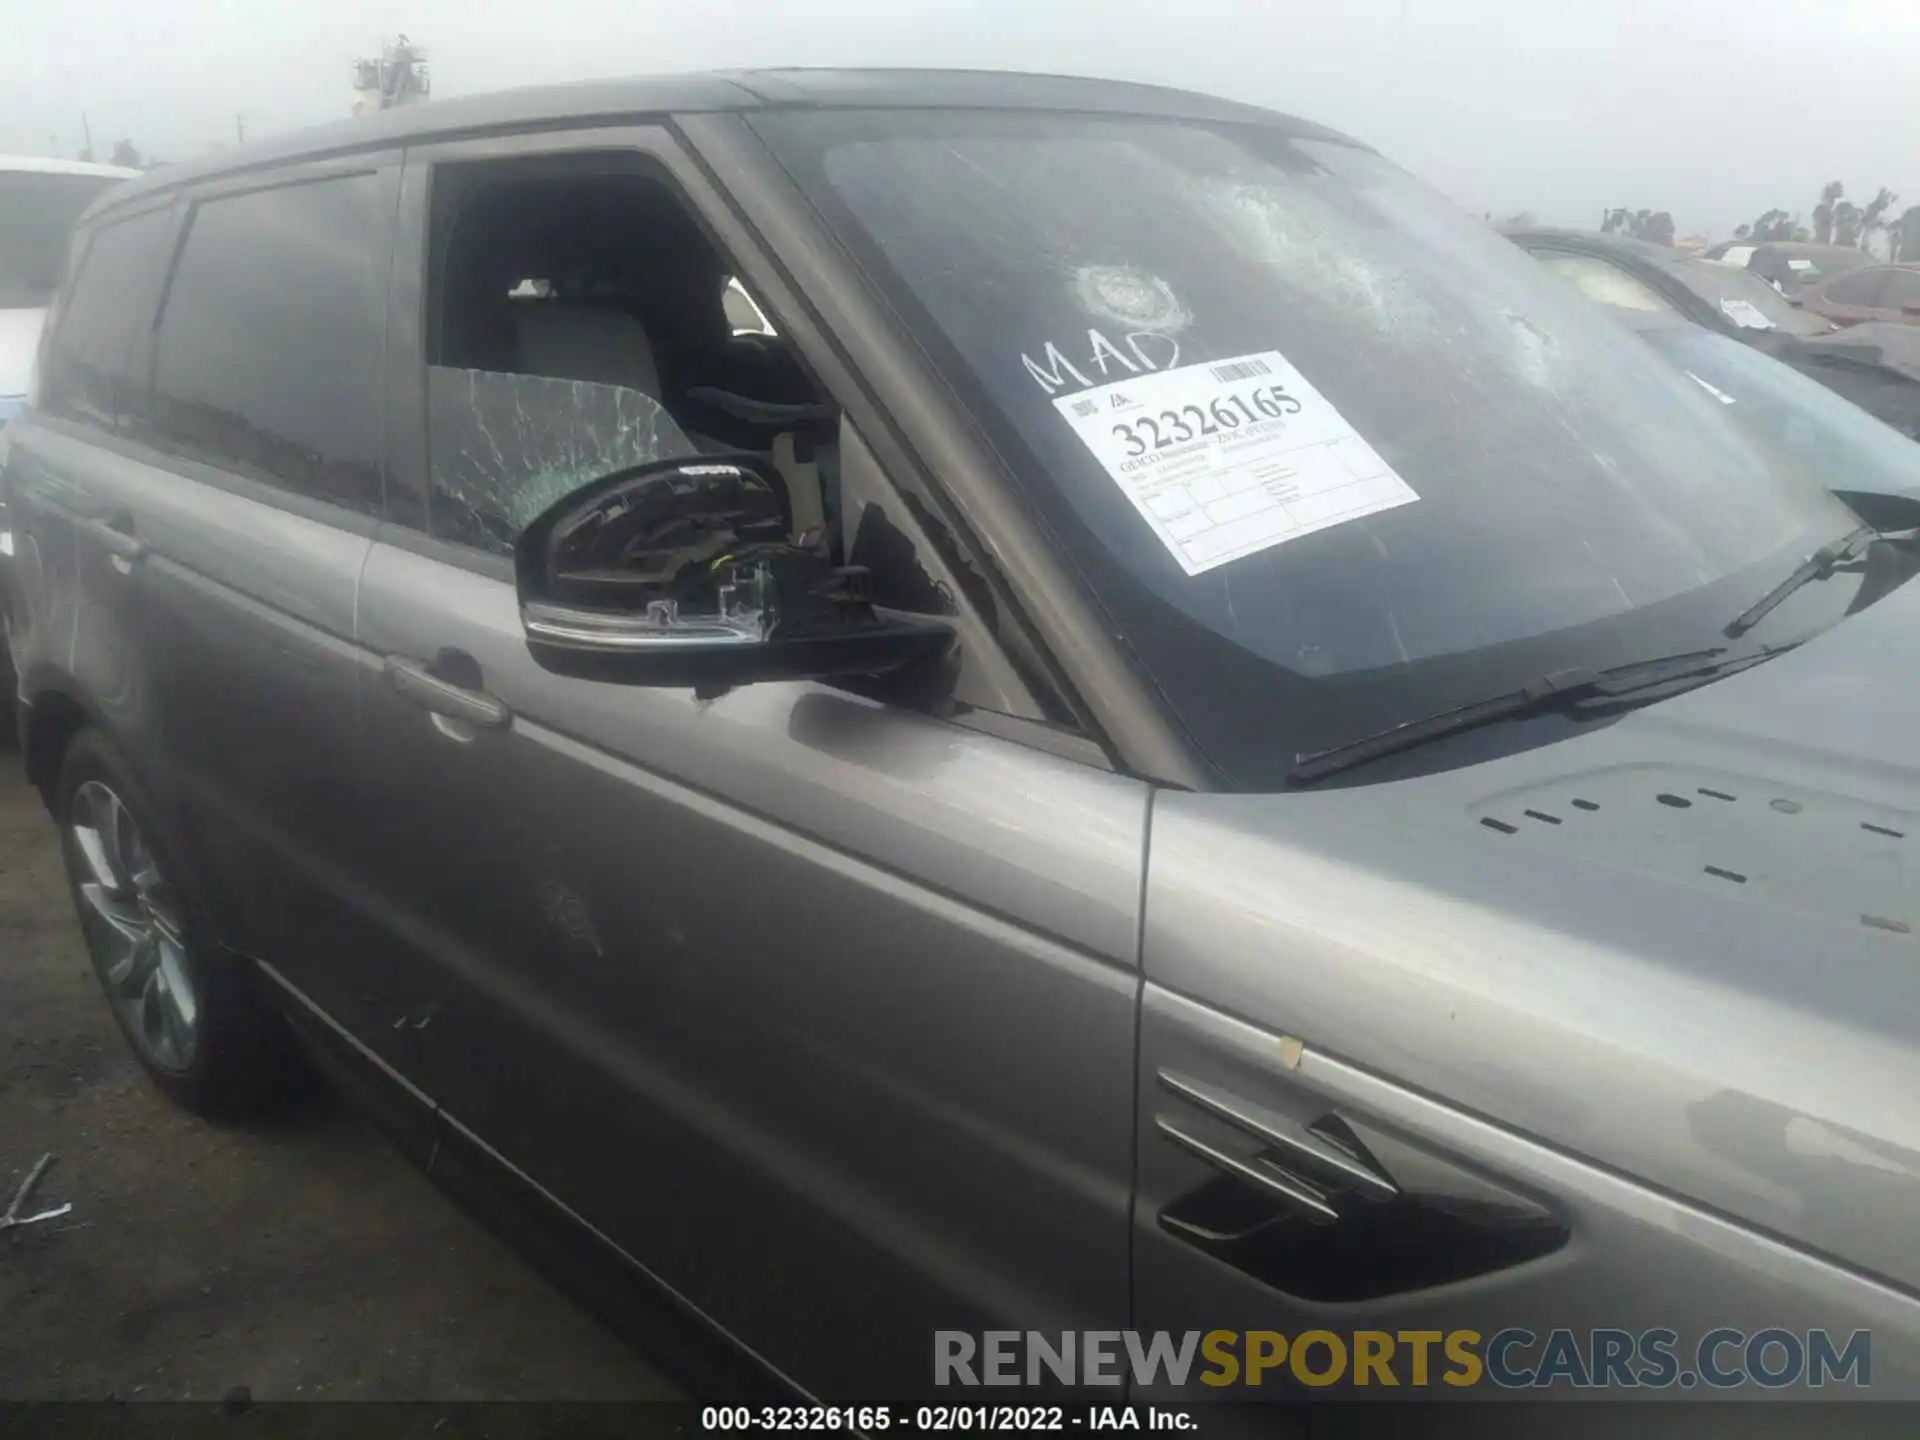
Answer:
[1052,349,1419,576]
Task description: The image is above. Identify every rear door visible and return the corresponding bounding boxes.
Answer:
[4,196,176,766]
[96,160,439,1142]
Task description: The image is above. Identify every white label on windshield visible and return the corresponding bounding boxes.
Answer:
[1688,372,1738,404]
[1051,350,1419,576]
[1788,258,1816,272]
[1719,298,1776,330]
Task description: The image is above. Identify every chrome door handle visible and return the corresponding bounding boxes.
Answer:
[384,655,511,730]
[80,517,147,562]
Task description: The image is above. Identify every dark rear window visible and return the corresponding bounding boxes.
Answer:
[147,172,391,514]
[38,206,172,427]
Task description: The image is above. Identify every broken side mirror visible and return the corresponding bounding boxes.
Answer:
[515,455,953,692]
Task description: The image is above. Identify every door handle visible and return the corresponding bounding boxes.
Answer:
[80,515,147,564]
[384,655,511,730]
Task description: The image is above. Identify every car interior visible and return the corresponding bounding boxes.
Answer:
[425,158,838,556]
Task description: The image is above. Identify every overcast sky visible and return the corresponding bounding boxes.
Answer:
[6,0,1920,239]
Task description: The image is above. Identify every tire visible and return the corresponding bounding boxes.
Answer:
[0,641,16,751]
[55,728,309,1116]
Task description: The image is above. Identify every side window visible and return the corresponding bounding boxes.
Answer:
[38,209,172,428]
[724,277,777,336]
[421,157,834,556]
[1822,269,1888,307]
[146,173,389,514]
[1880,270,1920,312]
[1534,253,1682,316]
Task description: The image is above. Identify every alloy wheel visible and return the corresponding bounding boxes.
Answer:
[68,779,200,1072]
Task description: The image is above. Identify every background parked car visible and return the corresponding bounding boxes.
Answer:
[1507,226,1833,337]
[1614,308,1920,518]
[1738,240,1875,297]
[0,157,139,410]
[0,156,139,745]
[1699,239,1758,269]
[1795,262,1920,329]
[1508,226,1920,437]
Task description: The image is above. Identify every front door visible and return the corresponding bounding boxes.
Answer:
[348,129,1149,1397]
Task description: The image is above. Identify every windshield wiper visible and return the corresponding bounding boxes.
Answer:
[1289,645,1790,786]
[1724,524,1877,639]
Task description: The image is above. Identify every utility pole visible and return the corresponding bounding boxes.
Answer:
[80,111,94,162]
[235,112,246,144]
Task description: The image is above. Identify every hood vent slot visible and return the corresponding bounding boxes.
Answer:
[1468,765,1915,940]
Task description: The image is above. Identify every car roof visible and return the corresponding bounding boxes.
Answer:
[1502,226,1674,261]
[1501,227,1705,280]
[91,67,1366,219]
[0,154,141,180]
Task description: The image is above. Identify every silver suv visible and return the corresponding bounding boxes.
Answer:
[6,69,1920,1404]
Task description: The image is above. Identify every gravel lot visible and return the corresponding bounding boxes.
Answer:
[0,751,681,1402]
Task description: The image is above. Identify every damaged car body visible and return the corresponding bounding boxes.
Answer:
[5,69,1920,1405]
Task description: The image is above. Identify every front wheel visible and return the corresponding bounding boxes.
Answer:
[57,729,309,1115]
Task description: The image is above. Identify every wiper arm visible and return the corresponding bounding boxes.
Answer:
[1289,645,1787,786]
[1724,524,1877,639]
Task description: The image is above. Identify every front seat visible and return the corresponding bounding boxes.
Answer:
[507,298,822,536]
[508,300,665,399]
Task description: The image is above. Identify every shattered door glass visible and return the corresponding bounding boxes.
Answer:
[427,366,700,555]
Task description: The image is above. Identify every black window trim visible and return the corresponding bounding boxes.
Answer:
[129,153,405,528]
[697,110,1209,788]
[36,194,181,431]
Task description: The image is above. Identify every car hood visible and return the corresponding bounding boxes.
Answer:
[0,307,47,398]
[1147,577,1920,1293]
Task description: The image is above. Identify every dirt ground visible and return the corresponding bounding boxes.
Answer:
[0,753,681,1401]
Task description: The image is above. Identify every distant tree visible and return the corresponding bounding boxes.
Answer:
[1892,205,1920,262]
[1600,207,1676,245]
[108,138,142,169]
[1744,209,1808,242]
[1734,223,1753,240]
[1813,181,1844,244]
[1638,211,1676,246]
[1861,187,1898,253]
[1833,199,1864,247]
